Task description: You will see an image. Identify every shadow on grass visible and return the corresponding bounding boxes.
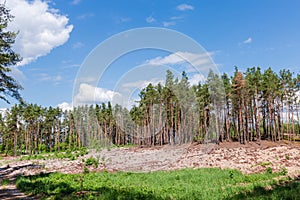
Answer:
[228,176,300,200]
[16,172,159,200]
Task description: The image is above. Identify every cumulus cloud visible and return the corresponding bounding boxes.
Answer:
[243,37,252,44]
[177,4,194,11]
[57,102,73,111]
[146,51,214,69]
[74,83,120,104]
[6,0,73,66]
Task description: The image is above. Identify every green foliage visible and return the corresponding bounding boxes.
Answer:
[279,167,288,176]
[1,178,10,186]
[38,144,47,153]
[1,67,300,156]
[16,168,297,200]
[85,157,99,168]
[18,148,88,161]
[229,170,235,179]
[259,162,272,167]
[266,167,273,174]
[0,5,23,103]
[79,147,88,156]
[83,166,90,174]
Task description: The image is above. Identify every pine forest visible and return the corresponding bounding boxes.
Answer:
[1,67,300,156]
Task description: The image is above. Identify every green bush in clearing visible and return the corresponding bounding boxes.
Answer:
[85,157,99,168]
[1,178,10,186]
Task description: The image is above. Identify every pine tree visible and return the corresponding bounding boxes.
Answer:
[0,4,23,103]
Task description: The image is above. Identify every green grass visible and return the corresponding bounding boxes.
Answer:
[16,168,300,200]
[19,147,88,161]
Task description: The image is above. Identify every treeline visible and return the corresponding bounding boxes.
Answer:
[0,67,300,156]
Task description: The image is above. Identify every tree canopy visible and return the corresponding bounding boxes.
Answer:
[0,67,300,156]
[0,3,22,103]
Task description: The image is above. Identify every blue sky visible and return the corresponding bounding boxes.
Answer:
[2,0,300,109]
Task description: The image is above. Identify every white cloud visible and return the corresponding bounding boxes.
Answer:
[122,78,163,90]
[146,51,214,68]
[10,66,26,81]
[71,0,81,5]
[72,42,84,49]
[177,4,194,11]
[243,37,252,44]
[0,108,8,117]
[116,17,131,24]
[77,76,98,83]
[170,16,183,20]
[189,74,206,85]
[77,13,94,20]
[39,73,62,82]
[62,63,80,69]
[57,102,73,111]
[74,83,120,104]
[146,16,155,23]
[163,21,176,27]
[6,0,73,66]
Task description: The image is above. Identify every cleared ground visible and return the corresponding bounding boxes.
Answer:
[1,141,300,199]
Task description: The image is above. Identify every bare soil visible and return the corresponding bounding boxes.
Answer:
[1,141,300,199]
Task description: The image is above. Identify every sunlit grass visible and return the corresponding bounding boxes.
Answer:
[16,168,299,199]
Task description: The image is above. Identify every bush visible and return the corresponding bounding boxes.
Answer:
[1,178,10,186]
[80,147,88,156]
[266,167,273,174]
[85,157,99,168]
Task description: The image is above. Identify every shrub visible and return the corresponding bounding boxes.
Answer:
[80,147,88,156]
[85,157,99,168]
[266,167,273,174]
[1,178,10,186]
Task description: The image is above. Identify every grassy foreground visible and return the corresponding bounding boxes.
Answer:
[16,168,299,200]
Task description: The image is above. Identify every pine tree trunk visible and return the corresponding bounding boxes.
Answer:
[14,130,17,156]
[159,101,163,145]
[57,119,61,151]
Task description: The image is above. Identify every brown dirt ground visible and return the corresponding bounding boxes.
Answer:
[1,141,300,199]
